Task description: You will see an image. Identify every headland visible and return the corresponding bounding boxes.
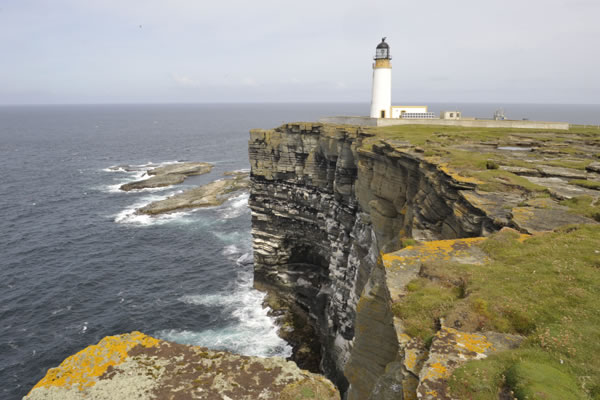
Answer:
[25,121,599,399]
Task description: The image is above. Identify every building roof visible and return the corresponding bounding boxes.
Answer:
[376,37,389,49]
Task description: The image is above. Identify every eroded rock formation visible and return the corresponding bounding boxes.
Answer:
[137,171,249,215]
[120,162,213,191]
[247,122,598,399]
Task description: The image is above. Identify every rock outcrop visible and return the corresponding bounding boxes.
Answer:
[137,171,249,215]
[120,162,213,191]
[25,332,340,400]
[247,122,598,399]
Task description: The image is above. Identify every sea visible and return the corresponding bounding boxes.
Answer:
[1,102,598,399]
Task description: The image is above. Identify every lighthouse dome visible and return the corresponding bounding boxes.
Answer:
[375,37,390,60]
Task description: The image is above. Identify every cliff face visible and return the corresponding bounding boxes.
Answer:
[248,123,507,398]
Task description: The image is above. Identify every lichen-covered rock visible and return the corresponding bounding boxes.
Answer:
[417,327,524,400]
[510,205,595,234]
[24,332,340,400]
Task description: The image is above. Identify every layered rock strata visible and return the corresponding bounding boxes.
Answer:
[247,123,509,397]
[248,122,598,398]
[25,332,340,400]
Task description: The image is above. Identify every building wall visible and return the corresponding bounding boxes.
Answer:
[440,111,462,120]
[391,106,428,118]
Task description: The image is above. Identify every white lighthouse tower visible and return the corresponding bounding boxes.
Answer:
[370,38,392,119]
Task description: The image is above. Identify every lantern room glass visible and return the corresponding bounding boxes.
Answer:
[375,48,389,59]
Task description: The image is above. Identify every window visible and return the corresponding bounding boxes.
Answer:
[381,110,386,118]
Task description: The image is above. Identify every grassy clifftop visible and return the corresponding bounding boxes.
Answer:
[368,124,600,398]
[388,226,600,399]
[364,124,600,226]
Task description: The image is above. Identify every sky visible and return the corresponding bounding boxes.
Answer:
[0,0,599,105]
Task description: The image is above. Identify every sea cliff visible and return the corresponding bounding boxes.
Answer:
[248,122,600,399]
[25,121,600,399]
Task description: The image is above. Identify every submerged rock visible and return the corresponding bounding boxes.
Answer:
[137,171,249,215]
[24,331,340,400]
[119,162,213,191]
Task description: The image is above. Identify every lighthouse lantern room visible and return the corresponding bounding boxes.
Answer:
[370,37,392,119]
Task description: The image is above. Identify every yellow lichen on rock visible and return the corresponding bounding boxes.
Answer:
[29,331,159,392]
[27,331,342,400]
[383,237,487,269]
[448,327,494,355]
[422,362,450,381]
[437,163,484,185]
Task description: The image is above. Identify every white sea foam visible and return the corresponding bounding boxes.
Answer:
[213,230,247,244]
[222,244,239,257]
[113,193,190,225]
[160,267,291,358]
[100,160,185,193]
[218,192,249,219]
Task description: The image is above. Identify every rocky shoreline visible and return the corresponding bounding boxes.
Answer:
[25,122,600,399]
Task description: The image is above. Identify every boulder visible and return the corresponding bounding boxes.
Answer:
[24,331,340,400]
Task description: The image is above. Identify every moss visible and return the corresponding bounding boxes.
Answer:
[569,179,600,190]
[401,238,417,248]
[486,160,499,170]
[540,159,592,170]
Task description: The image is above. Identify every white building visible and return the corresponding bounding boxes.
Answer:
[440,111,462,120]
[370,38,438,120]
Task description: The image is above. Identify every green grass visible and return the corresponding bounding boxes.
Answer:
[393,225,600,399]
[360,124,599,195]
[570,179,600,190]
[391,278,460,340]
[561,196,600,222]
[470,169,549,193]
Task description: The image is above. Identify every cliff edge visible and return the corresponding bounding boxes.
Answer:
[248,122,599,399]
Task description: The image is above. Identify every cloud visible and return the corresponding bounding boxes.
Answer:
[172,74,203,88]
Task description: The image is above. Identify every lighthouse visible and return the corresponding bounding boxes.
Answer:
[370,38,392,119]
